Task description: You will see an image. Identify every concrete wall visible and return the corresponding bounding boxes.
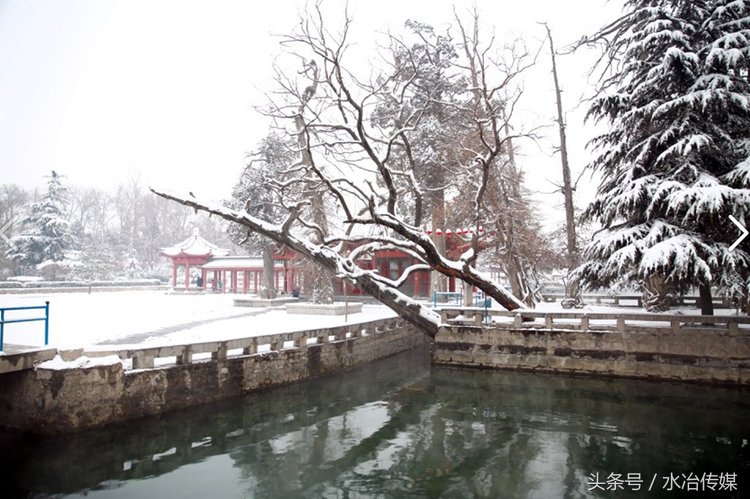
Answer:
[0,319,425,434]
[433,323,750,385]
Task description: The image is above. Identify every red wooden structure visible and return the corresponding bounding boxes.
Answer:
[160,229,230,290]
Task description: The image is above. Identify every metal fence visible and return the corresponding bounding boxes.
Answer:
[0,301,49,351]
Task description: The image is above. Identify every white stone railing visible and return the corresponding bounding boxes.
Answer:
[84,317,407,370]
[439,307,750,334]
[539,292,731,307]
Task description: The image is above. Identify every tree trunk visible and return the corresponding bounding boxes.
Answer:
[546,25,579,297]
[295,62,334,305]
[698,283,714,316]
[643,275,672,312]
[261,244,277,299]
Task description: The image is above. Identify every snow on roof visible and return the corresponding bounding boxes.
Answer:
[201,256,284,270]
[160,228,230,258]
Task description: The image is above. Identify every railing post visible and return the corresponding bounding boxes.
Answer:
[473,311,483,326]
[212,343,228,360]
[178,345,192,365]
[514,313,523,328]
[581,315,589,332]
[670,319,680,334]
[544,314,553,329]
[617,317,626,333]
[1,308,4,351]
[433,290,437,308]
[243,338,258,355]
[44,301,50,346]
[728,320,739,335]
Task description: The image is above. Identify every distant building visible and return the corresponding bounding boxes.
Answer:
[161,227,491,297]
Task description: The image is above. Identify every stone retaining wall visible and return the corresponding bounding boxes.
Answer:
[0,319,425,434]
[433,323,750,385]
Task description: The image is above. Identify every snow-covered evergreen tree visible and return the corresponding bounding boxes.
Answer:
[577,0,750,312]
[6,171,77,275]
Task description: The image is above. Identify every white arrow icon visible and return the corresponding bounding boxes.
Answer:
[729,215,748,251]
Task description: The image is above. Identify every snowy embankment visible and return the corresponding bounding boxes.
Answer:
[0,290,397,350]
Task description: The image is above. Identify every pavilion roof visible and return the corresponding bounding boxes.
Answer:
[160,228,230,258]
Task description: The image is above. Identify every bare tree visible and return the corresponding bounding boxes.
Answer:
[543,24,579,298]
[153,6,536,336]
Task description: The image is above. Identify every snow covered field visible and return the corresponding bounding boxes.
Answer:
[1,290,743,352]
[0,290,396,350]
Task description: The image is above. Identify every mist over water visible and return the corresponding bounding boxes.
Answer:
[1,346,748,498]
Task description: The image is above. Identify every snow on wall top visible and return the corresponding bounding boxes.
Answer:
[160,228,230,258]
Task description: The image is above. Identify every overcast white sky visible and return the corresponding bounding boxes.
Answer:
[0,0,621,226]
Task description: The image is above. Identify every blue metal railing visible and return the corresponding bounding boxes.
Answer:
[0,301,49,351]
[433,291,489,307]
[433,291,492,323]
[433,291,463,307]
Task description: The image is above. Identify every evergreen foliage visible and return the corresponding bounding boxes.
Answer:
[577,0,750,308]
[6,171,77,271]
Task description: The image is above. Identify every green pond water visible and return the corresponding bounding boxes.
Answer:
[0,345,748,498]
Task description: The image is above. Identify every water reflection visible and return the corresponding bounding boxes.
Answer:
[1,345,748,498]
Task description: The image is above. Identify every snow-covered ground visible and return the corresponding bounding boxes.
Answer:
[0,291,396,350]
[1,290,744,352]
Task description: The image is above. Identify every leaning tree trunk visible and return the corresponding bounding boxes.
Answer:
[151,188,529,337]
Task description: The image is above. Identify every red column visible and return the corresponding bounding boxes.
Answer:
[185,263,190,289]
[232,271,238,293]
[172,262,177,288]
[254,271,258,293]
[243,271,249,294]
[201,269,207,290]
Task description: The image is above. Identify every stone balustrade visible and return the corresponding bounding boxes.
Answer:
[83,317,403,370]
[539,292,731,307]
[439,307,750,334]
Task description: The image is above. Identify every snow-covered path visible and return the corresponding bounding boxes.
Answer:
[0,291,396,350]
[1,290,743,351]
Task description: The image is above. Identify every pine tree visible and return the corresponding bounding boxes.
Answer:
[577,0,750,313]
[6,171,76,274]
